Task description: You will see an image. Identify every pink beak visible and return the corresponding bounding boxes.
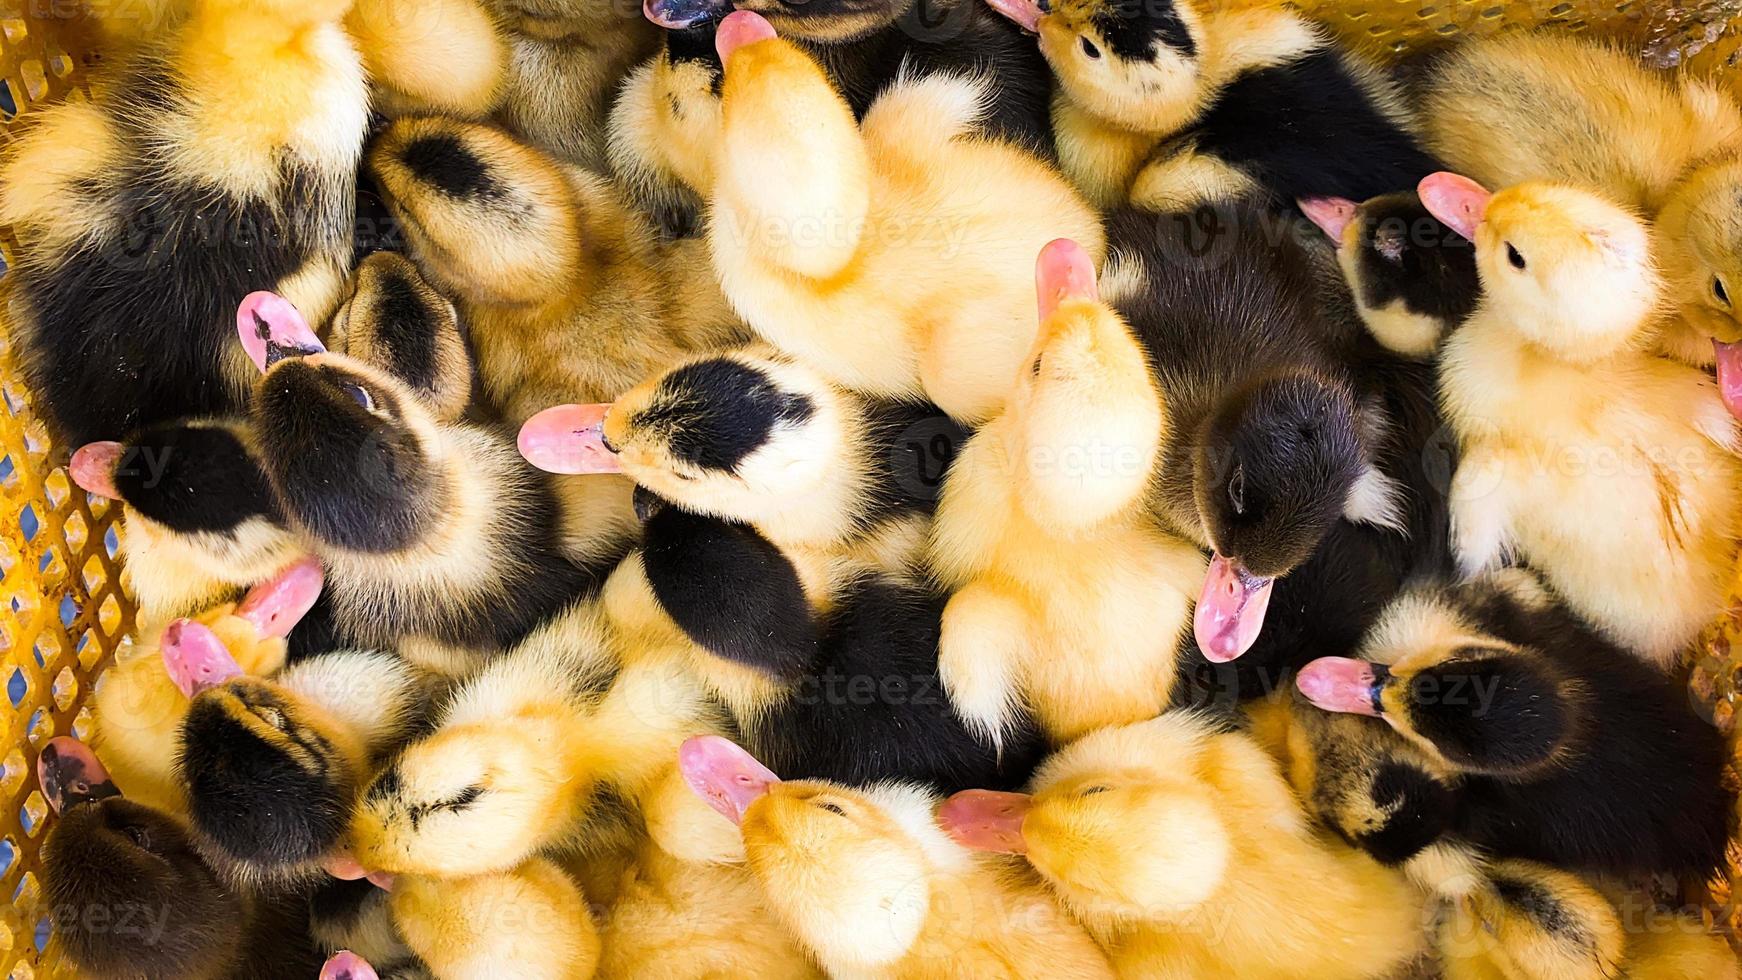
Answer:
[1193,554,1274,662]
[937,789,1032,854]
[678,735,781,825]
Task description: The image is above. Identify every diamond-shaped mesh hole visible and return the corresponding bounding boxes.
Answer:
[42,470,67,510]
[18,505,36,543]
[80,555,104,593]
[0,750,24,799]
[36,543,63,580]
[25,708,49,749]
[98,593,121,635]
[17,795,44,839]
[51,668,75,713]
[62,509,86,553]
[4,669,24,710]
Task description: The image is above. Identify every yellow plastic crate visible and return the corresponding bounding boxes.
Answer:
[2,1,1741,976]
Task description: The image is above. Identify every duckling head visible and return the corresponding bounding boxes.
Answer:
[1300,193,1478,358]
[40,738,245,980]
[1419,173,1660,362]
[994,0,1205,135]
[368,117,582,308]
[172,624,364,886]
[239,292,451,555]
[520,350,846,528]
[1192,370,1372,662]
[326,252,471,424]
[680,736,938,970]
[68,420,303,615]
[349,720,579,878]
[1003,238,1164,531]
[1296,633,1575,779]
[940,775,1228,923]
[1655,159,1742,367]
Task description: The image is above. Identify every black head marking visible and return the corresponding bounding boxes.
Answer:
[633,359,817,473]
[1088,0,1196,63]
[179,684,352,871]
[399,133,501,200]
[113,423,282,534]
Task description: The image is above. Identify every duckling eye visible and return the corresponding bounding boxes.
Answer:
[121,824,151,850]
[816,801,847,816]
[1226,463,1246,517]
[343,383,375,411]
[258,706,287,731]
[1080,36,1101,59]
[1078,785,1111,797]
[1505,243,1526,271]
[1031,354,1044,378]
[1714,276,1731,308]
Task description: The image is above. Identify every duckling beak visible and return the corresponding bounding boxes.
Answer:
[320,951,380,980]
[1295,656,1388,717]
[518,404,624,475]
[643,0,726,30]
[237,290,326,374]
[1297,197,1358,248]
[1035,237,1098,322]
[1417,172,1491,244]
[984,0,1043,33]
[937,790,1031,854]
[38,737,121,815]
[1715,339,1742,423]
[679,735,780,825]
[233,556,324,639]
[715,9,777,61]
[160,619,246,698]
[69,441,124,500]
[1194,554,1274,662]
[321,850,397,890]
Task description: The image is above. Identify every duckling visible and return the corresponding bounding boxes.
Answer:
[1432,859,1733,980]
[521,349,1038,790]
[71,255,472,625]
[939,713,1426,979]
[0,0,368,445]
[1299,192,1479,359]
[170,620,430,888]
[1420,171,1742,663]
[679,735,1115,979]
[1436,859,1628,980]
[68,418,306,625]
[1290,567,1733,883]
[598,841,821,979]
[366,115,739,429]
[484,0,659,170]
[38,738,327,980]
[239,293,629,672]
[1102,200,1452,676]
[986,0,1439,211]
[90,556,326,817]
[1412,32,1742,367]
[695,12,1103,422]
[928,239,1204,744]
[324,252,474,423]
[348,603,726,878]
[605,25,719,239]
[387,858,601,979]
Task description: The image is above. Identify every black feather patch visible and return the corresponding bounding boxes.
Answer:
[398,133,502,200]
[641,504,819,678]
[635,358,816,473]
[112,423,281,534]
